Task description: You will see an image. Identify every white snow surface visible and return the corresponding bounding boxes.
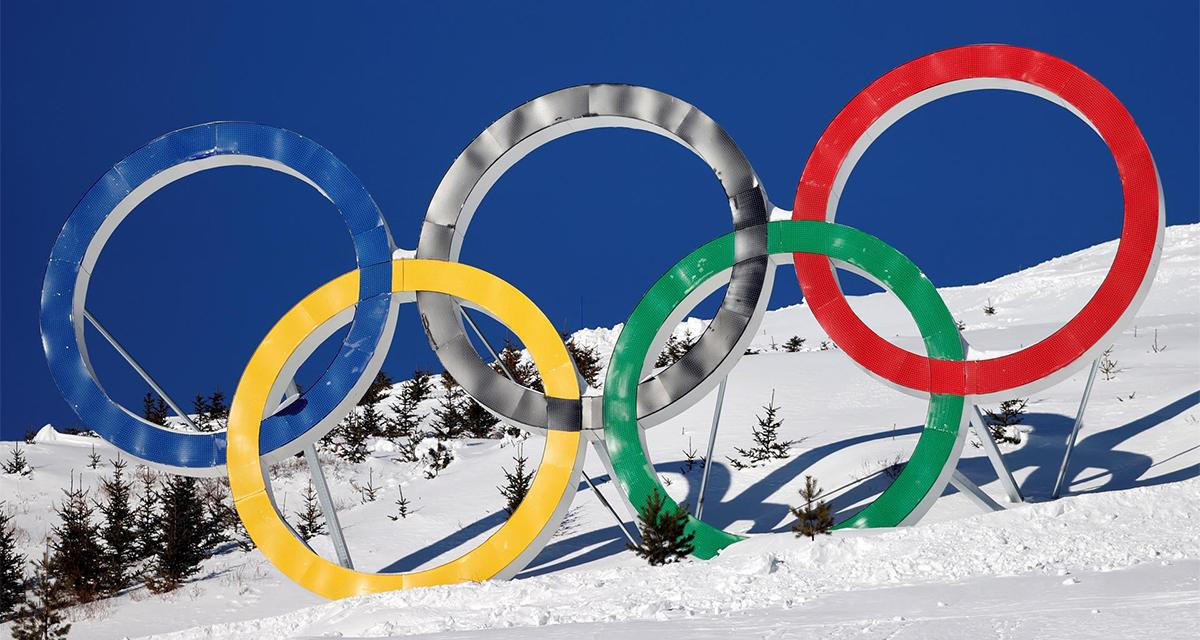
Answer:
[146,479,1200,639]
[1,224,1197,639]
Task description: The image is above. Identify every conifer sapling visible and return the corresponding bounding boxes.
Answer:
[0,503,27,621]
[98,456,138,593]
[498,444,534,515]
[294,482,327,541]
[387,487,411,521]
[147,474,207,593]
[2,444,32,476]
[48,474,104,603]
[791,475,834,540]
[728,391,798,469]
[628,488,695,566]
[11,548,71,640]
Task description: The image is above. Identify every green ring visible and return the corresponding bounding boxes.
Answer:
[603,220,967,559]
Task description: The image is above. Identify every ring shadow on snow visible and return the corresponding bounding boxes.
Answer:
[381,391,1199,577]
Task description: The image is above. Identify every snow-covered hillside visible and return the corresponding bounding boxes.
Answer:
[2,224,1197,639]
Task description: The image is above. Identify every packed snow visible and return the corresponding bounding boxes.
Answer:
[1,224,1197,639]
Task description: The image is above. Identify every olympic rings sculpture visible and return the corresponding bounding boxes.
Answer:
[40,44,1164,599]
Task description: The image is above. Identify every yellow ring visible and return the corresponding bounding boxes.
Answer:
[226,259,583,599]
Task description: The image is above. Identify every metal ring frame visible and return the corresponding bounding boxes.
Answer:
[416,84,774,434]
[40,123,399,475]
[38,45,1164,597]
[227,260,584,599]
[604,220,968,559]
[792,44,1165,401]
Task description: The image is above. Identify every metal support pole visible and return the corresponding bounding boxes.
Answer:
[581,470,637,546]
[1052,358,1100,499]
[969,405,1024,503]
[460,305,507,371]
[584,431,640,525]
[304,445,354,569]
[949,469,1004,513]
[84,309,199,430]
[695,377,728,520]
[280,379,353,568]
[460,305,637,543]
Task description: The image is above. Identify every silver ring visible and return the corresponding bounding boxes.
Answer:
[416,84,774,433]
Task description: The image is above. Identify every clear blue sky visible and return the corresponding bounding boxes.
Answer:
[2,1,1197,440]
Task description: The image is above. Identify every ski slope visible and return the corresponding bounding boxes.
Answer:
[1,224,1197,639]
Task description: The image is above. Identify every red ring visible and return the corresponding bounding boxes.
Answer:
[792,44,1161,396]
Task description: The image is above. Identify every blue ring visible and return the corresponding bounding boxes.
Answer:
[40,122,395,471]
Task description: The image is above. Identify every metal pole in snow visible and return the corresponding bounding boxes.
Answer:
[1052,358,1101,499]
[695,377,728,520]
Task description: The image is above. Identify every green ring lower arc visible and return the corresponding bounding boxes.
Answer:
[602,220,967,559]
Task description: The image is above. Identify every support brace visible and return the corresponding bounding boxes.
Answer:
[696,377,728,520]
[279,380,353,569]
[581,470,638,546]
[968,405,1024,503]
[949,469,1004,513]
[84,308,199,430]
[1052,358,1100,499]
[458,306,637,542]
[304,445,354,569]
[584,430,640,526]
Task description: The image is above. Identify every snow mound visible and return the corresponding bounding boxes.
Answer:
[146,478,1200,639]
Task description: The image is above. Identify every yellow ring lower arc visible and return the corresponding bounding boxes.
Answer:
[226,259,582,599]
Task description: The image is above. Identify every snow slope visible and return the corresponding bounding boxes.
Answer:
[1,224,1197,639]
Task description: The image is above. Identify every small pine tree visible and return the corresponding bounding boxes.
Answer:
[191,390,229,432]
[2,444,31,475]
[362,469,382,503]
[818,340,831,351]
[328,406,374,463]
[11,548,71,640]
[196,477,252,552]
[1151,328,1166,353]
[143,390,170,426]
[0,503,27,621]
[655,329,695,367]
[791,475,834,540]
[1099,346,1121,381]
[48,475,105,603]
[195,478,238,550]
[294,482,326,541]
[132,466,160,561]
[97,456,138,594]
[983,398,1027,445]
[387,487,411,521]
[783,336,806,353]
[983,298,996,316]
[430,372,468,441]
[494,340,543,392]
[463,396,499,439]
[564,333,603,388]
[147,474,207,593]
[680,437,704,474]
[86,445,101,470]
[728,392,797,469]
[628,488,695,566]
[498,444,534,515]
[421,441,454,479]
[358,371,395,407]
[385,369,433,460]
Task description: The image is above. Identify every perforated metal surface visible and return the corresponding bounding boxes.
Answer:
[792,44,1164,400]
[416,84,773,434]
[40,123,397,474]
[604,220,968,559]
